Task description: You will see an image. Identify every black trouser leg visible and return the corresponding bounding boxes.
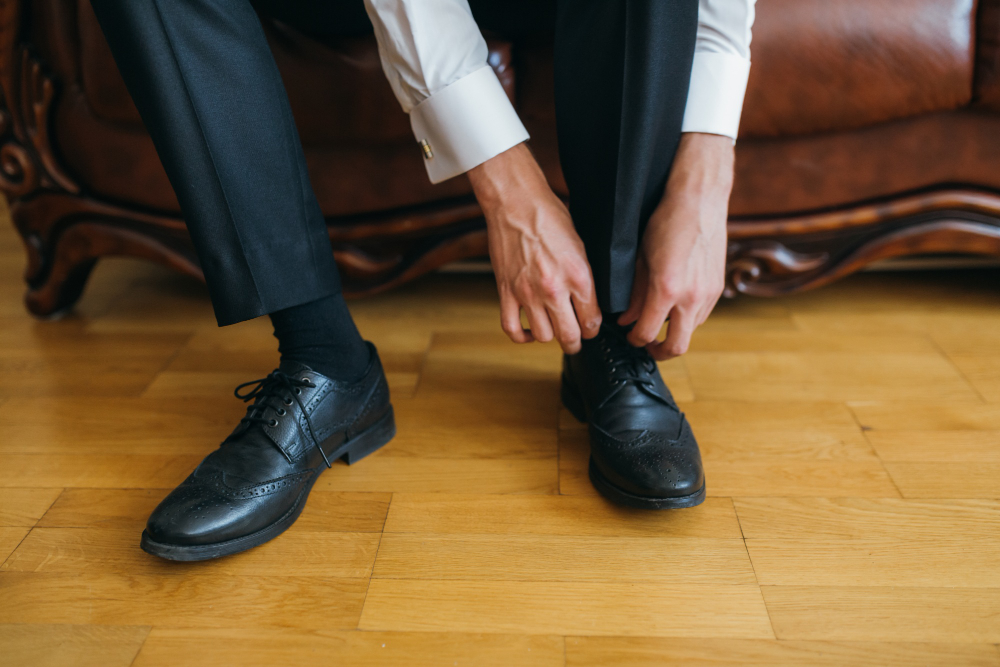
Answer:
[90,0,342,326]
[554,0,698,313]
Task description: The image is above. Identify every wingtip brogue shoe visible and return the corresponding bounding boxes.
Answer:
[562,324,705,509]
[141,342,395,561]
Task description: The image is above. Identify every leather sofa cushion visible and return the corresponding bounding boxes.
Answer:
[739,0,975,137]
[77,1,513,146]
[80,0,978,143]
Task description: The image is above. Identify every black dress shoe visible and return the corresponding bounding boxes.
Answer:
[561,324,705,509]
[140,342,395,561]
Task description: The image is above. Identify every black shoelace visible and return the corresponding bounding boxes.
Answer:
[233,371,333,468]
[599,326,658,388]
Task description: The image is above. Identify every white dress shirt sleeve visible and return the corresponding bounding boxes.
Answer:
[364,0,529,184]
[681,0,756,140]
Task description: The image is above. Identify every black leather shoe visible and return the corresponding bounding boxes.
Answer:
[140,342,394,561]
[561,324,705,509]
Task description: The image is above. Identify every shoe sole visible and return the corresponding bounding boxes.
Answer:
[140,406,396,562]
[561,377,706,510]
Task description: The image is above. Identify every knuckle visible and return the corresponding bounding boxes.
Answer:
[652,279,679,302]
[538,278,561,299]
[559,331,579,347]
[569,265,591,287]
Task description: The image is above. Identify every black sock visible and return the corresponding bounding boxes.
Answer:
[269,293,370,381]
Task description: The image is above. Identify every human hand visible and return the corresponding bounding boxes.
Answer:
[468,143,601,354]
[618,133,734,360]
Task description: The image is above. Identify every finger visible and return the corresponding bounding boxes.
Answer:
[617,260,649,327]
[648,304,695,360]
[570,275,602,340]
[524,303,555,343]
[500,294,533,344]
[627,289,672,347]
[547,297,583,354]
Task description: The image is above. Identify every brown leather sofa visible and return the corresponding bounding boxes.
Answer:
[2,0,999,316]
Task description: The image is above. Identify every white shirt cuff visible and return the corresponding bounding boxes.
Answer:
[681,51,752,141]
[410,65,530,184]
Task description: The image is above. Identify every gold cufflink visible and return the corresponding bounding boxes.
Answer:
[419,139,434,160]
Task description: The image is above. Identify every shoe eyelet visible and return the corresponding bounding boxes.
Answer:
[268,419,278,427]
[283,398,292,405]
[277,408,286,416]
[294,388,301,395]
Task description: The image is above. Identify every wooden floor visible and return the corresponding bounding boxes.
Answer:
[2,206,1000,666]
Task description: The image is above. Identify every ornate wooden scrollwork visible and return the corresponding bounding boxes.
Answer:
[724,241,828,297]
[0,40,79,197]
[724,202,1000,297]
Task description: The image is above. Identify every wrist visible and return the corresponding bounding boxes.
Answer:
[468,143,548,220]
[667,133,735,200]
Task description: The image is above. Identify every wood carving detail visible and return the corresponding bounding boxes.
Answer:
[726,217,1000,297]
[0,47,78,197]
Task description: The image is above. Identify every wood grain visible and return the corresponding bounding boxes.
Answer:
[734,497,1000,540]
[0,572,370,629]
[131,628,564,667]
[0,624,150,667]
[360,580,775,637]
[684,351,979,402]
[0,454,202,488]
[762,586,1000,642]
[565,636,1000,667]
[382,494,743,538]
[881,462,1000,498]
[0,487,63,525]
[0,526,29,562]
[866,430,1000,461]
[373,534,756,583]
[2,527,381,578]
[314,456,559,494]
[746,539,1000,586]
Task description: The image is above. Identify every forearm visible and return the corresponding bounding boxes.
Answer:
[666,133,735,202]
[467,143,550,222]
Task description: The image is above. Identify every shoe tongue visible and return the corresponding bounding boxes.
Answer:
[595,383,674,434]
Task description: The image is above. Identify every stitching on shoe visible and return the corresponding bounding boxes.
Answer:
[202,470,314,500]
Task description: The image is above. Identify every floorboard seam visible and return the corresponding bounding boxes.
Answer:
[731,497,779,641]
[844,402,907,499]
[138,332,196,398]
[357,492,393,628]
[1,525,34,568]
[126,625,154,667]
[928,335,990,404]
[30,486,67,529]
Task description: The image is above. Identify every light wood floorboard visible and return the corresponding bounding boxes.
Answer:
[1,211,999,664]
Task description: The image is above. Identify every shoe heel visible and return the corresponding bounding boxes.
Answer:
[342,406,396,465]
[560,376,587,423]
